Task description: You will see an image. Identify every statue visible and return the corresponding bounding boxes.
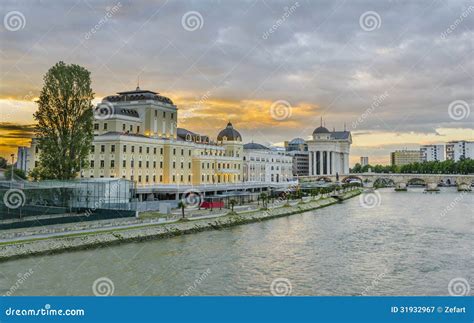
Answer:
[336,172,339,181]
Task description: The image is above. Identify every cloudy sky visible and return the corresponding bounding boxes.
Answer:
[0,0,472,164]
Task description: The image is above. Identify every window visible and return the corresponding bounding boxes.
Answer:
[160,175,163,182]
[188,175,191,182]
[91,145,95,153]
[100,160,104,168]
[172,162,176,168]
[103,123,107,130]
[146,147,150,154]
[188,162,191,168]
[123,145,127,153]
[160,148,163,154]
[122,124,126,131]
[122,160,126,167]
[130,175,134,181]
[139,146,142,154]
[138,175,142,183]
[153,175,156,182]
[111,145,115,153]
[35,161,38,167]
[173,148,176,155]
[130,125,133,132]
[181,162,184,169]
[189,150,191,156]
[138,161,142,168]
[137,126,140,133]
[180,175,183,182]
[171,113,174,119]
[90,160,94,168]
[153,161,156,168]
[94,123,99,130]
[160,161,163,168]
[100,145,105,153]
[155,110,157,117]
[146,175,149,183]
[163,111,166,118]
[131,160,134,167]
[153,148,156,154]
[181,149,184,156]
[131,146,135,153]
[110,160,115,168]
[146,161,149,168]
[172,175,175,182]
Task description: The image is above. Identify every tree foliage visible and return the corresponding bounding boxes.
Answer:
[0,157,7,169]
[351,159,474,174]
[33,61,94,180]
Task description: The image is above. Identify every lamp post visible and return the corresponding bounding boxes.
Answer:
[10,153,14,182]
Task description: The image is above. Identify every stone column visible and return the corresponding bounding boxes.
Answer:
[318,151,323,175]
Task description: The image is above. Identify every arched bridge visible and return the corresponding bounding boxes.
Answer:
[299,173,474,191]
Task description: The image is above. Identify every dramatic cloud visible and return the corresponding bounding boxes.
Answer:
[0,0,472,163]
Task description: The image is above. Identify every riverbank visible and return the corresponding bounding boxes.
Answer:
[0,189,362,261]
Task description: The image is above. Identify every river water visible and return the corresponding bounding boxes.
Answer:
[1,188,472,296]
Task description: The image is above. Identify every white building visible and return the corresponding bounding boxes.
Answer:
[445,141,474,161]
[360,156,369,166]
[243,143,293,183]
[306,124,352,176]
[420,144,445,162]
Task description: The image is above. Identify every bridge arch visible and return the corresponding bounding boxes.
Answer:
[373,177,395,187]
[315,176,332,182]
[406,178,426,187]
[342,175,363,184]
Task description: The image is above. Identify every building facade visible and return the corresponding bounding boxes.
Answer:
[445,141,474,161]
[360,156,369,166]
[23,88,243,186]
[420,144,445,162]
[390,150,421,166]
[285,138,309,176]
[243,143,293,183]
[306,126,352,176]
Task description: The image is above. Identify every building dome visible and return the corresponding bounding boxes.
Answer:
[217,122,242,142]
[243,142,269,150]
[313,126,330,134]
[289,137,305,145]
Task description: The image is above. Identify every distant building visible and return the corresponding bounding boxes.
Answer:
[243,143,293,183]
[420,144,445,162]
[390,150,421,166]
[17,146,29,173]
[285,138,309,177]
[307,122,352,175]
[445,141,474,161]
[360,156,369,166]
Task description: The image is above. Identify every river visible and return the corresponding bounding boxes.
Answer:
[1,188,472,296]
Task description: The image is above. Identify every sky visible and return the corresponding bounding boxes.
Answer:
[0,0,473,165]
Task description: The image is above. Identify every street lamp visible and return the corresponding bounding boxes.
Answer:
[10,153,14,182]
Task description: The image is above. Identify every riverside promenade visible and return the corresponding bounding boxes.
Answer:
[0,189,362,261]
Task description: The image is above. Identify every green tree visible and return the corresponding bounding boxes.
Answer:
[0,157,7,169]
[33,61,94,180]
[229,199,237,212]
[5,167,27,180]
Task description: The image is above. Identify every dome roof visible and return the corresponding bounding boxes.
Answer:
[217,122,242,142]
[243,142,269,150]
[289,137,305,144]
[313,126,330,134]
